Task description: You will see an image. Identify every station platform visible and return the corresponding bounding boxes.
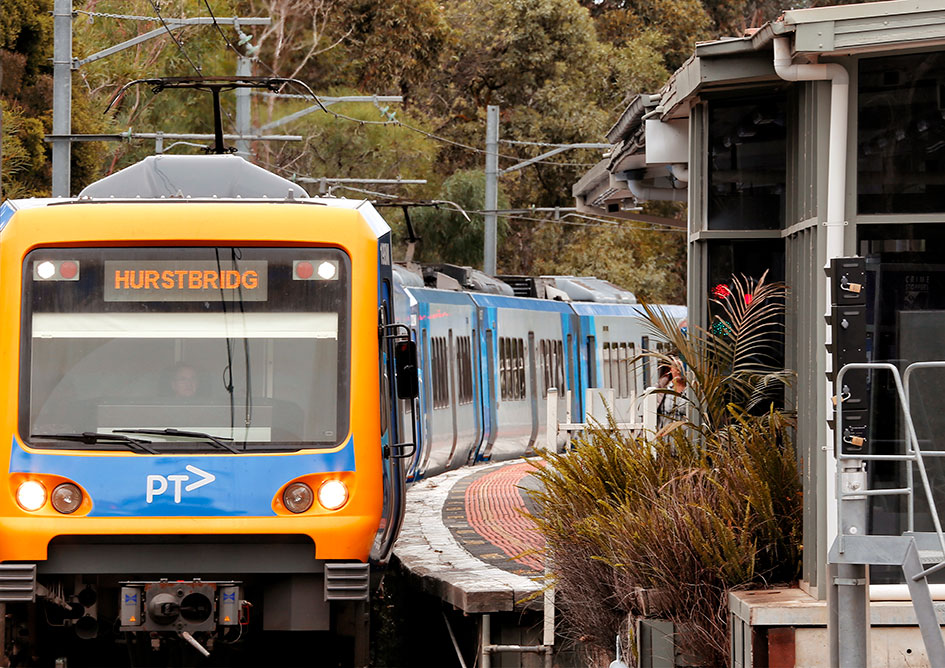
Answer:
[392,459,547,614]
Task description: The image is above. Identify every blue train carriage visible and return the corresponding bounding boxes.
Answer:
[573,300,688,423]
[470,291,581,462]
[0,155,418,660]
[394,282,482,480]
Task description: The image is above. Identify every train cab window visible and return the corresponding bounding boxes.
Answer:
[431,337,449,409]
[21,247,350,452]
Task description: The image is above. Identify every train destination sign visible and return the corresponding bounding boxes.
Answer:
[104,261,268,302]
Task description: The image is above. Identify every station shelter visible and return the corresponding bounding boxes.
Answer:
[572,1,945,663]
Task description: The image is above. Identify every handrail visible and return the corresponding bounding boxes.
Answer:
[836,362,945,580]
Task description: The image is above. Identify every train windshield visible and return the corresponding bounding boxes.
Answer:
[21,247,350,452]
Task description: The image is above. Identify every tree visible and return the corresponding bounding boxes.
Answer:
[409,168,508,267]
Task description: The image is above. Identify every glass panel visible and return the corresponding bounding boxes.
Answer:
[707,92,787,230]
[858,53,945,214]
[24,247,349,451]
[857,224,945,586]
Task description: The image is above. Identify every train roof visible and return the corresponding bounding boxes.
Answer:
[78,154,310,199]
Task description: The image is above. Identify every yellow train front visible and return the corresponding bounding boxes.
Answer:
[0,155,411,664]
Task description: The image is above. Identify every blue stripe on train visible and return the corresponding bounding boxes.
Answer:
[10,437,355,517]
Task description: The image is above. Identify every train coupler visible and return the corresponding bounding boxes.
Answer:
[119,579,243,633]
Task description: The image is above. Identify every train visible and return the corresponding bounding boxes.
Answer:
[0,152,683,666]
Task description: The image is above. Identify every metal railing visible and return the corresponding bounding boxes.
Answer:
[835,362,945,579]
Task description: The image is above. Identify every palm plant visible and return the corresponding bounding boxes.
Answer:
[642,270,793,432]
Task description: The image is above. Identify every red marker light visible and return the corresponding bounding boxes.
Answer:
[59,261,78,280]
[711,283,731,299]
[295,261,314,280]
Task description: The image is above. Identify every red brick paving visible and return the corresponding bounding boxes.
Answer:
[463,462,544,572]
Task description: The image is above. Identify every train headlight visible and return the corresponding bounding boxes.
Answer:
[51,483,82,514]
[16,481,46,511]
[318,480,348,511]
[36,261,56,280]
[283,482,314,513]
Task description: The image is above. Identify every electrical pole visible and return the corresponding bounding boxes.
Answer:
[52,0,73,197]
[481,104,609,276]
[484,105,499,276]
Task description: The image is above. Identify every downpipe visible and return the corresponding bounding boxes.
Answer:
[773,35,856,666]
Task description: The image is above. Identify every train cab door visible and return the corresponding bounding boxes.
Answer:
[371,272,408,564]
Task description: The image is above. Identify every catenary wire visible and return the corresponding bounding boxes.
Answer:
[146,0,202,75]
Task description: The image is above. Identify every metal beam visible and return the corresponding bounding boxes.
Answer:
[45,132,301,143]
[257,96,403,131]
[498,143,611,175]
[74,17,271,69]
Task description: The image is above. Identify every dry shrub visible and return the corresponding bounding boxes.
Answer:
[529,412,800,665]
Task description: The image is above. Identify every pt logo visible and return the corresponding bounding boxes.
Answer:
[146,465,216,503]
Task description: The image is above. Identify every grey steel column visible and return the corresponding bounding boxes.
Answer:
[235,56,252,157]
[483,105,499,276]
[834,461,869,668]
[52,0,73,197]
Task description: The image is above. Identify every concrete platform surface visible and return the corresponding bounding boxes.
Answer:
[392,459,547,614]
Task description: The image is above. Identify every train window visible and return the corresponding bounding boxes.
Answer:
[554,340,565,391]
[456,336,473,404]
[617,343,627,398]
[21,247,350,451]
[499,337,526,401]
[628,343,637,395]
[432,337,449,409]
[516,338,526,400]
[539,340,547,397]
[499,338,506,400]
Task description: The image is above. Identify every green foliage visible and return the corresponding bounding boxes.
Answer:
[1,102,47,198]
[527,214,686,303]
[0,0,52,79]
[408,169,508,266]
[527,275,799,665]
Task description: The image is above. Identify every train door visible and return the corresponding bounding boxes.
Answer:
[483,328,498,458]
[586,335,597,389]
[469,326,483,463]
[527,332,539,449]
[567,332,581,420]
[445,330,460,467]
[419,328,434,475]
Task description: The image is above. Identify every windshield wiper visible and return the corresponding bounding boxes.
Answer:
[112,428,239,453]
[31,432,158,454]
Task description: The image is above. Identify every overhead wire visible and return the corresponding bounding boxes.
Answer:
[201,0,248,60]
[147,0,202,75]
